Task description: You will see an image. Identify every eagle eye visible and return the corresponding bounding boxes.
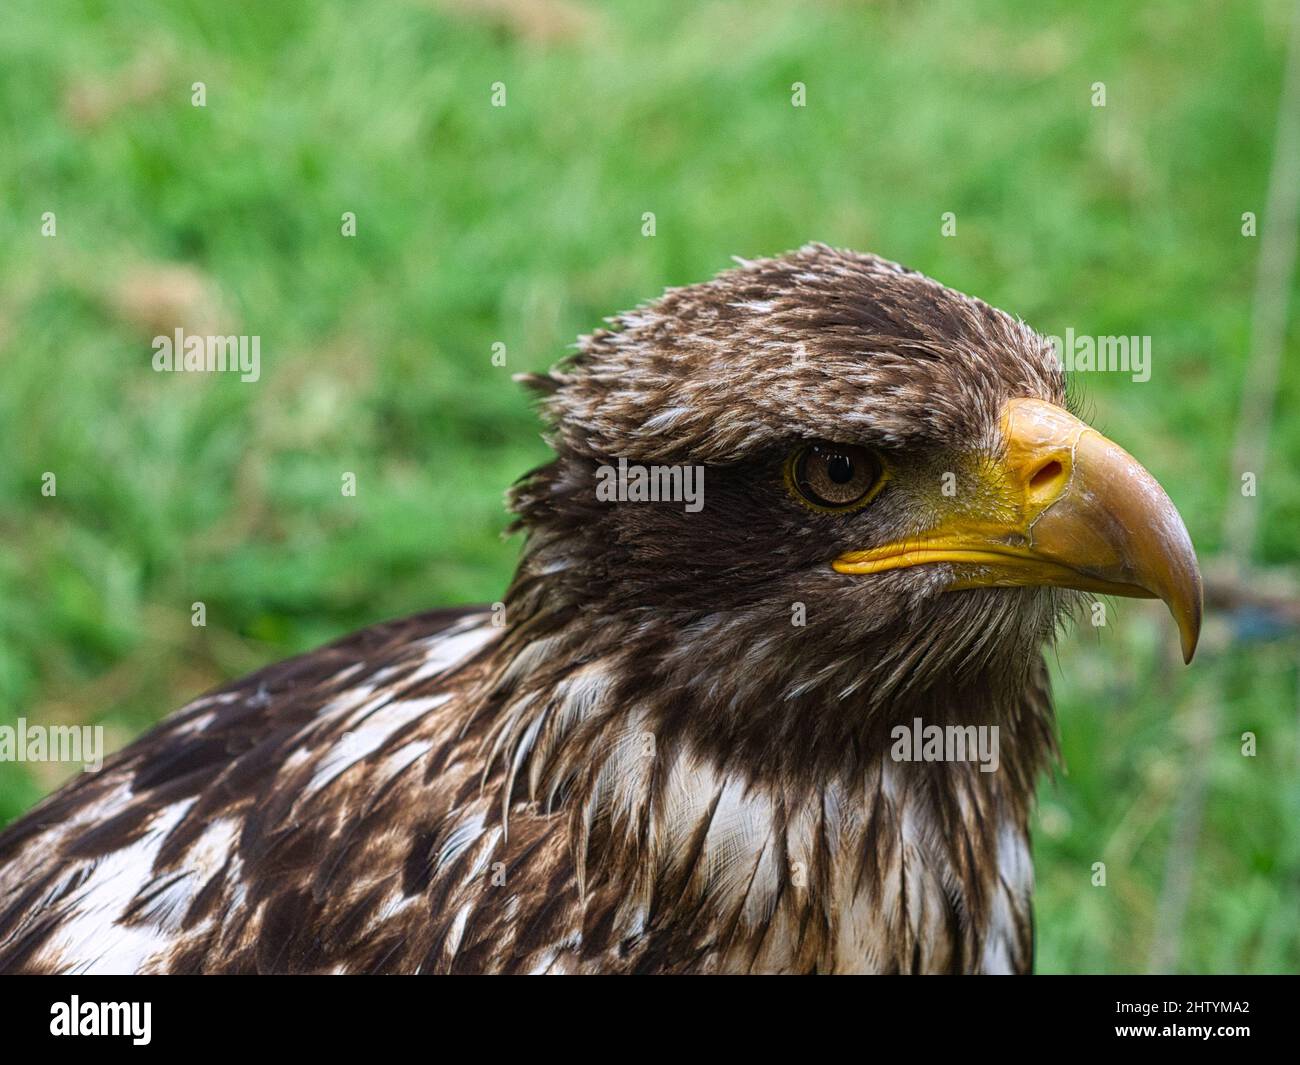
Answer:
[786,442,885,511]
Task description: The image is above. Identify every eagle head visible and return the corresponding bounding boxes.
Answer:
[507,243,1201,778]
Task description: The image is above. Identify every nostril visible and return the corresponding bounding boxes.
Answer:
[1029,460,1064,491]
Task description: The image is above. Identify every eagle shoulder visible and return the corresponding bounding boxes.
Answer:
[0,607,522,973]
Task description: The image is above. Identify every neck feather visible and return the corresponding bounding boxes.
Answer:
[461,536,1060,971]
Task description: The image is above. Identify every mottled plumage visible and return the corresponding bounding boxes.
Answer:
[0,245,1199,973]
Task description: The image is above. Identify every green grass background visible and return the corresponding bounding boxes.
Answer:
[1,0,1297,973]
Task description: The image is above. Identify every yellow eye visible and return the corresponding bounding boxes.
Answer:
[786,443,886,511]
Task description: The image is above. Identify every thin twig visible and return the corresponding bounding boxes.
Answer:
[1220,0,1300,571]
[1147,696,1214,974]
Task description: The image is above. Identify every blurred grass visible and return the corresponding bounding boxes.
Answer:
[0,0,1297,973]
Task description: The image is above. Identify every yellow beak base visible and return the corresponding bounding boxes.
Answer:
[833,399,1204,663]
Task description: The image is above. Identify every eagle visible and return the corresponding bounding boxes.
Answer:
[0,244,1201,974]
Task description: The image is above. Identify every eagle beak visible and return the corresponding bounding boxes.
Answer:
[833,398,1203,663]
